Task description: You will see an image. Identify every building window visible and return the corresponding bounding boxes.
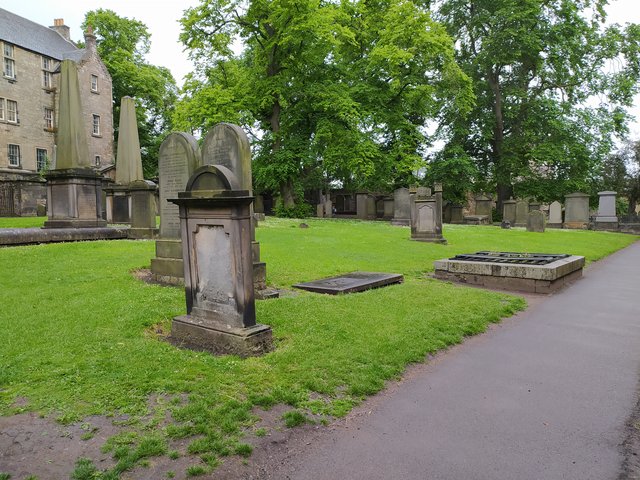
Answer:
[42,56,51,70]
[44,108,54,129]
[6,100,17,123]
[90,74,98,92]
[92,114,100,136]
[36,148,48,172]
[95,155,101,166]
[43,70,53,88]
[0,98,4,121]
[8,144,20,167]
[3,43,15,79]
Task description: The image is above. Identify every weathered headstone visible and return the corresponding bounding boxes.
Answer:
[475,194,492,217]
[515,199,529,227]
[356,192,368,220]
[527,210,545,232]
[594,191,618,230]
[254,194,266,221]
[528,201,541,212]
[564,192,590,229]
[450,205,464,224]
[44,60,106,229]
[316,204,325,218]
[503,198,517,225]
[383,197,394,220]
[169,165,272,357]
[410,185,446,243]
[548,201,562,228]
[150,132,200,284]
[366,195,377,220]
[391,188,411,226]
[129,180,157,239]
[324,199,333,218]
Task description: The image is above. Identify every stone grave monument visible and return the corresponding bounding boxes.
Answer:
[515,199,529,227]
[527,210,545,232]
[383,196,394,220]
[169,165,273,357]
[151,132,200,284]
[450,204,464,224]
[548,201,562,228]
[391,187,411,226]
[44,60,106,229]
[563,192,590,229]
[594,191,618,230]
[201,123,278,299]
[502,198,516,225]
[464,194,492,225]
[528,201,541,212]
[410,185,446,243]
[254,194,266,221]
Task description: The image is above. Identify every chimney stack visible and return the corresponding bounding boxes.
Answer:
[50,18,70,41]
[84,26,97,53]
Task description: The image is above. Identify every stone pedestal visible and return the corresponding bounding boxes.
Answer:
[43,168,107,228]
[391,188,411,226]
[129,180,158,239]
[594,191,618,230]
[564,192,590,229]
[169,166,272,357]
[502,199,516,225]
[105,186,131,224]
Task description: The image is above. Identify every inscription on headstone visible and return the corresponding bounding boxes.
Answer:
[158,133,200,239]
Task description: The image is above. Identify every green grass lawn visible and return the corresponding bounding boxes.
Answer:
[0,218,636,478]
[0,216,46,228]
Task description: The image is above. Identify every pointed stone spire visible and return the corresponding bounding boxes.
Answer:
[115,96,144,184]
[55,60,90,169]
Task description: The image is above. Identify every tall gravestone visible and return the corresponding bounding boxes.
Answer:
[410,186,446,243]
[391,188,411,226]
[515,199,529,227]
[383,196,394,220]
[594,191,618,230]
[475,195,492,217]
[44,60,106,229]
[548,201,562,228]
[150,133,200,284]
[201,123,278,298]
[527,210,545,232]
[450,205,464,224]
[169,165,273,357]
[563,192,590,229]
[356,192,368,220]
[503,198,517,225]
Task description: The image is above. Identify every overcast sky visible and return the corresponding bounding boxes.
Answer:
[4,0,640,137]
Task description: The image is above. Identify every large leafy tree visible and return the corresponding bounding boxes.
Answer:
[177,0,472,207]
[82,9,178,177]
[436,0,640,212]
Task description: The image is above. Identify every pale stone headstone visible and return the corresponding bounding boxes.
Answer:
[503,198,516,225]
[594,191,618,226]
[201,123,252,192]
[391,188,411,226]
[548,201,562,227]
[564,192,590,229]
[356,192,368,220]
[515,200,529,226]
[158,133,200,239]
[316,204,324,218]
[527,210,545,232]
[324,199,333,218]
[150,132,200,283]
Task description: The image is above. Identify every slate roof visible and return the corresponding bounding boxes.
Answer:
[0,8,82,60]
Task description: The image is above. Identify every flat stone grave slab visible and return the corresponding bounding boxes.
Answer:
[434,251,585,294]
[293,272,404,295]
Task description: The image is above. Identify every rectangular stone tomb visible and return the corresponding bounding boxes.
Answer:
[434,251,585,294]
[293,272,403,295]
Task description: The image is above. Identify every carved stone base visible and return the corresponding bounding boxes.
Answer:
[411,233,447,244]
[171,315,273,357]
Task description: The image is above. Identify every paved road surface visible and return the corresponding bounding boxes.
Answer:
[268,241,640,480]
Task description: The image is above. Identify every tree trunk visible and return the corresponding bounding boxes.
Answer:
[488,68,512,215]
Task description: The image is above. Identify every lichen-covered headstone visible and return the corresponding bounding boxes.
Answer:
[527,210,545,233]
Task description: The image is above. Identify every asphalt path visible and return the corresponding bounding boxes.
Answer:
[268,240,640,480]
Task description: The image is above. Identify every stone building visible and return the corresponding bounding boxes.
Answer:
[0,8,113,216]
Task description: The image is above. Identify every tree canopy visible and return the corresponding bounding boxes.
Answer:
[434,0,640,211]
[176,0,473,208]
[82,9,178,177]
